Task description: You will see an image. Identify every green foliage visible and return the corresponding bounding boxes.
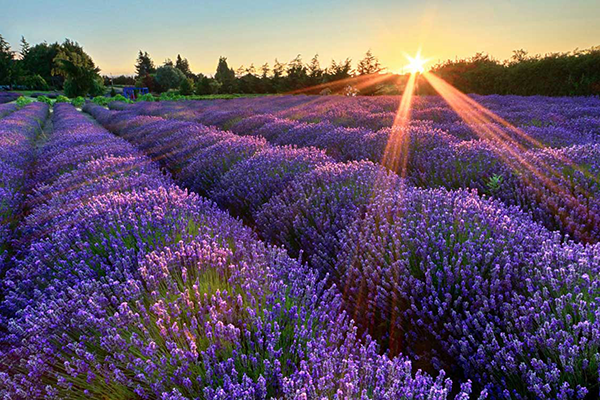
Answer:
[135,51,156,77]
[53,39,104,97]
[21,41,62,88]
[155,65,185,92]
[136,93,155,102]
[0,34,15,86]
[111,94,132,104]
[71,96,85,107]
[357,49,383,75]
[136,73,159,92]
[37,95,53,105]
[159,91,185,101]
[179,77,194,95]
[21,74,50,90]
[55,95,70,103]
[16,96,33,107]
[110,87,117,97]
[430,46,600,96]
[194,74,213,95]
[215,57,237,94]
[92,96,110,106]
[486,174,504,193]
[175,54,194,78]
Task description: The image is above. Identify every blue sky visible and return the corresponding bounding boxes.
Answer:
[1,0,599,75]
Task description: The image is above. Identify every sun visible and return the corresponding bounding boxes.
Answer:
[404,50,430,74]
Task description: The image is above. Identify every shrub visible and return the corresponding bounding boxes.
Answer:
[179,77,194,95]
[16,96,34,107]
[92,96,110,106]
[55,95,70,103]
[22,74,50,91]
[136,93,155,102]
[36,95,53,105]
[70,96,85,107]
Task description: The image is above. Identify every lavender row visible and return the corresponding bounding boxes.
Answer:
[86,102,600,398]
[110,94,600,145]
[0,103,470,399]
[0,92,20,105]
[0,103,18,119]
[109,100,600,243]
[0,102,48,265]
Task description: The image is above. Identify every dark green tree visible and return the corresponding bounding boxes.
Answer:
[307,54,324,86]
[357,49,383,75]
[21,42,62,87]
[52,39,104,96]
[155,65,185,91]
[286,54,308,90]
[19,36,30,59]
[179,77,194,95]
[0,34,15,86]
[271,59,286,92]
[215,57,236,93]
[134,51,156,77]
[325,58,353,82]
[194,73,213,95]
[175,54,194,78]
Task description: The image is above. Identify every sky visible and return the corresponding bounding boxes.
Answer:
[1,0,599,76]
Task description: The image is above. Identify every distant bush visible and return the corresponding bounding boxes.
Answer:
[16,96,34,107]
[71,96,85,107]
[111,94,129,103]
[55,95,70,103]
[92,96,110,106]
[159,91,185,101]
[179,78,194,95]
[136,93,155,102]
[37,95,53,105]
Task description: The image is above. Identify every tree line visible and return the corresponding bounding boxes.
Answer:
[1,32,598,97]
[126,50,385,95]
[428,47,600,96]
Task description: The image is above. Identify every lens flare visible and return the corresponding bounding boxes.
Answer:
[404,50,430,74]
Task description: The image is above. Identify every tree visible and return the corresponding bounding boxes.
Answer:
[272,58,286,92]
[326,58,353,82]
[286,54,308,90]
[19,36,30,59]
[214,57,236,93]
[307,54,324,87]
[52,39,104,97]
[163,58,174,67]
[194,73,213,95]
[136,73,159,92]
[259,63,273,93]
[357,50,383,75]
[155,65,185,91]
[179,77,194,95]
[260,63,270,78]
[135,51,156,77]
[0,34,15,86]
[21,42,62,87]
[175,54,194,78]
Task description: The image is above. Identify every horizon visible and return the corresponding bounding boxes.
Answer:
[2,0,599,76]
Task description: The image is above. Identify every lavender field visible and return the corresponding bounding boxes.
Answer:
[1,94,600,399]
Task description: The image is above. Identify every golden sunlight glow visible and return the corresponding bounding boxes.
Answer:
[404,51,430,74]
